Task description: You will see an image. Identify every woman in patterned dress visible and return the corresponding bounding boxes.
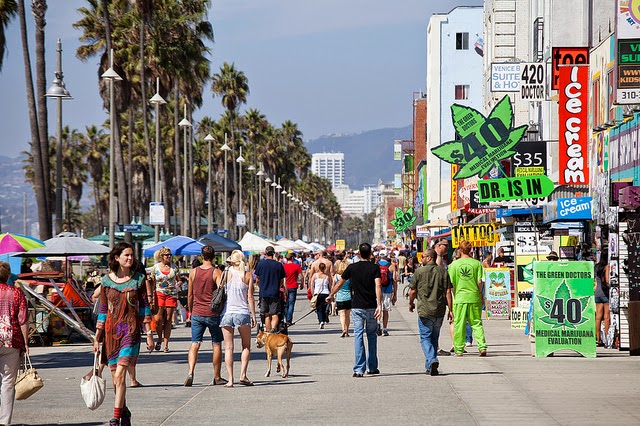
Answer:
[151,247,179,352]
[94,242,153,426]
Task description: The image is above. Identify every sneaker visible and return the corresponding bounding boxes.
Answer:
[121,407,131,426]
[184,374,193,387]
[376,324,382,336]
[437,349,451,356]
[382,329,389,337]
[465,342,472,347]
[429,361,439,376]
[352,372,364,378]
[109,419,120,426]
[320,322,325,329]
[366,369,380,375]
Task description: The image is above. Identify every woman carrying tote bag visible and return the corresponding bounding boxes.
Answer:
[0,261,29,424]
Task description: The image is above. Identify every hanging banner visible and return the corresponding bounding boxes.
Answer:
[485,267,512,317]
[336,239,346,251]
[511,307,528,329]
[519,62,546,101]
[451,223,497,248]
[551,47,588,90]
[617,0,640,40]
[558,64,589,185]
[390,208,416,232]
[533,261,596,358]
[478,175,555,202]
[394,140,402,160]
[616,39,640,104]
[149,202,165,226]
[431,95,527,180]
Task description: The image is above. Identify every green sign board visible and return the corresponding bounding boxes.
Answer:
[390,207,416,232]
[431,95,527,180]
[477,175,555,202]
[533,261,596,358]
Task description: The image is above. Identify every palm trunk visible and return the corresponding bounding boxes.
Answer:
[173,81,184,235]
[139,19,154,199]
[229,114,237,240]
[93,180,102,231]
[188,108,195,238]
[114,117,130,232]
[32,0,51,225]
[127,107,134,213]
[18,0,50,239]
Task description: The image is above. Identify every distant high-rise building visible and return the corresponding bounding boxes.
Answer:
[311,153,345,187]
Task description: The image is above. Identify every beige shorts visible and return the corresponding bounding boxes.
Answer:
[382,293,393,311]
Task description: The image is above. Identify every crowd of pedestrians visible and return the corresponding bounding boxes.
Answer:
[73,239,493,425]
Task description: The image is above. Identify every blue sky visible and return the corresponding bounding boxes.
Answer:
[0,0,481,158]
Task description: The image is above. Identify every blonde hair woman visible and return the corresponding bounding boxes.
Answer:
[220,250,256,386]
[151,246,179,352]
[335,259,352,337]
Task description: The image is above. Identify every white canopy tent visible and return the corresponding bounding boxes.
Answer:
[238,232,288,253]
[276,238,308,252]
[294,239,315,252]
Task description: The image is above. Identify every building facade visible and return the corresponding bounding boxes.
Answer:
[311,152,345,188]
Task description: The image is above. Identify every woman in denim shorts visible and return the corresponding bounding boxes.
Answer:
[220,250,257,386]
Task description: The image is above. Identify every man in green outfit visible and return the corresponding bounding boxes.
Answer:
[448,240,487,356]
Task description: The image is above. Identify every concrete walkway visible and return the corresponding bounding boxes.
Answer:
[15,286,640,425]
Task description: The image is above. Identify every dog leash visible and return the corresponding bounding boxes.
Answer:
[290,309,316,326]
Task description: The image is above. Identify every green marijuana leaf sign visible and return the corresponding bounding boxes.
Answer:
[537,280,589,329]
[390,207,416,232]
[431,95,527,180]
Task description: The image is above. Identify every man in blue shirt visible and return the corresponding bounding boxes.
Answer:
[254,246,286,333]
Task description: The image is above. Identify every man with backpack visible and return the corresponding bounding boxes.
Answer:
[377,250,397,336]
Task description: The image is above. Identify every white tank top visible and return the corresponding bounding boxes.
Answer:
[224,268,250,315]
[314,276,330,295]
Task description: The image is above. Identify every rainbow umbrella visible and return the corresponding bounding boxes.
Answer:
[0,233,45,255]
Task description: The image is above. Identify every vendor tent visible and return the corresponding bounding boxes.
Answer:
[238,232,288,253]
[143,235,204,258]
[15,232,111,257]
[294,239,315,252]
[308,242,326,251]
[198,232,242,253]
[276,238,307,252]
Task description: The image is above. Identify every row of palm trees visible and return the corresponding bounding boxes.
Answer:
[1,1,341,241]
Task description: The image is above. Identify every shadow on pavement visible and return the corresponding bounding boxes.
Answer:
[439,371,503,376]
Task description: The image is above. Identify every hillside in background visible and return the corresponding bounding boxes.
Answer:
[305,126,411,188]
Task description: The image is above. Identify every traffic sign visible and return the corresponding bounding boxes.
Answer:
[478,175,555,202]
[122,224,142,232]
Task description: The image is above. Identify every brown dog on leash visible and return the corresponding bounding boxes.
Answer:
[256,330,293,378]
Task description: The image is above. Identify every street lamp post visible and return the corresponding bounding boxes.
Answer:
[236,146,245,234]
[257,169,265,234]
[276,180,282,237]
[281,188,287,238]
[247,162,255,232]
[204,133,215,233]
[265,177,272,238]
[221,134,231,235]
[101,49,122,247]
[271,180,278,239]
[45,38,72,235]
[150,78,166,243]
[179,105,192,236]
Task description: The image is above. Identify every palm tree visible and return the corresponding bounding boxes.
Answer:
[211,62,249,238]
[0,0,17,71]
[82,125,108,230]
[17,0,51,238]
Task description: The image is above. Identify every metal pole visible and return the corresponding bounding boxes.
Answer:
[208,138,212,233]
[108,50,116,248]
[238,146,243,233]
[258,176,262,234]
[154,78,161,243]
[224,133,228,234]
[182,104,188,236]
[266,180,270,238]
[23,192,27,234]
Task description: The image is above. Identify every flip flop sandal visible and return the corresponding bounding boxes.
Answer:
[239,379,254,386]
[164,347,170,353]
[130,382,144,388]
[154,342,161,351]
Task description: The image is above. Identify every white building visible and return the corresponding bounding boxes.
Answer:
[311,152,345,187]
[426,6,484,222]
[334,184,379,217]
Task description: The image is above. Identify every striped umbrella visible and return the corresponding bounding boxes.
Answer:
[0,233,45,255]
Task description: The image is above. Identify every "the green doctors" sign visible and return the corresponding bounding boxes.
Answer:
[431,95,527,180]
[533,261,596,358]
